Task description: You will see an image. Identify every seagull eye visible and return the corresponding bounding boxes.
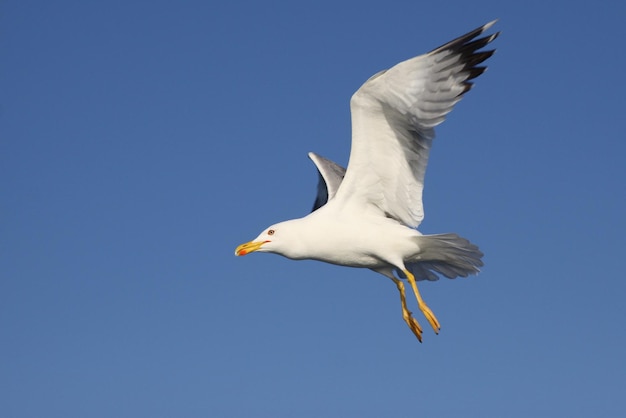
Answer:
[268,229,275,236]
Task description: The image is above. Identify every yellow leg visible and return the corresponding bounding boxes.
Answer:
[403,269,441,334]
[390,277,423,342]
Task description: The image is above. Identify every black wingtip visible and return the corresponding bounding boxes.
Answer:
[429,20,499,55]
[429,21,499,97]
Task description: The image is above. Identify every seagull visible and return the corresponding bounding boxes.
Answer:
[235,21,498,342]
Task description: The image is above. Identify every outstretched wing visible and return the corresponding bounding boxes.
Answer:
[308,152,346,212]
[334,21,499,228]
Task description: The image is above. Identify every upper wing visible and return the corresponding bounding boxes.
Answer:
[308,152,346,212]
[334,21,499,228]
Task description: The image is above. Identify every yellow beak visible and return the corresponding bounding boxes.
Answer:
[235,240,269,256]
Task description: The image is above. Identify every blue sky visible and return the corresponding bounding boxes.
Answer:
[2,0,625,416]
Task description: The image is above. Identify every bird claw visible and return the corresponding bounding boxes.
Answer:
[420,303,441,334]
[402,310,423,342]
[409,318,423,343]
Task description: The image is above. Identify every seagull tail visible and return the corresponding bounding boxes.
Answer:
[401,233,484,281]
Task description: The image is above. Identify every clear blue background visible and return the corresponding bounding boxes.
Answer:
[2,1,625,417]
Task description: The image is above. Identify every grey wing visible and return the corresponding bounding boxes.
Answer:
[308,152,346,212]
[335,20,499,228]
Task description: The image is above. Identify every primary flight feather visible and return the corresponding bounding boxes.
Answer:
[236,21,499,342]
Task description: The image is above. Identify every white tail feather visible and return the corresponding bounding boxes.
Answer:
[400,233,484,281]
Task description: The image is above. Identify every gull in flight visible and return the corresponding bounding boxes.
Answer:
[236,21,498,342]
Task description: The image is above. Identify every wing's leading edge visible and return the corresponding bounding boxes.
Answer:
[308,152,346,212]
